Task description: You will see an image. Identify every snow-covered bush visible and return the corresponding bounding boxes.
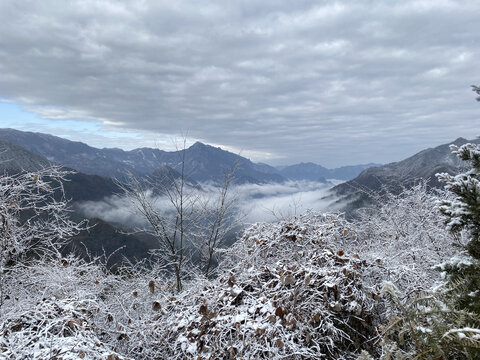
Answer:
[2,164,473,359]
[0,255,127,359]
[112,212,381,359]
[353,182,457,293]
[0,167,87,308]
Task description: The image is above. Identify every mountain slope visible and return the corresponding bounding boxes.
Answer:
[0,140,121,202]
[0,139,156,265]
[329,137,480,216]
[333,137,476,195]
[179,141,284,183]
[0,128,167,180]
[0,140,53,173]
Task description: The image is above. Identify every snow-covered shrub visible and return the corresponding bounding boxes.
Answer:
[0,166,89,332]
[3,165,474,359]
[0,168,91,275]
[0,167,86,306]
[0,296,125,359]
[0,167,86,268]
[0,255,127,359]
[118,212,381,359]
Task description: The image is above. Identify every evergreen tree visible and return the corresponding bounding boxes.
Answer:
[437,142,480,314]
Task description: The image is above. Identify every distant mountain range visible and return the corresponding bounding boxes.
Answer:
[329,137,480,216]
[0,128,376,184]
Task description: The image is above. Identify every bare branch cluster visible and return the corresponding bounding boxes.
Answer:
[118,144,239,291]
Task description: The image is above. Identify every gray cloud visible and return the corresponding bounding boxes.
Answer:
[0,0,479,167]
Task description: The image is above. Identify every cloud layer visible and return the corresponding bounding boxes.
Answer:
[77,181,333,227]
[0,0,478,166]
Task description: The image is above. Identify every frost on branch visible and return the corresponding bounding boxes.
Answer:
[354,182,457,293]
[0,167,86,272]
[0,297,125,359]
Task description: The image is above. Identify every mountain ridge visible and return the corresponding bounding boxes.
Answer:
[0,128,377,184]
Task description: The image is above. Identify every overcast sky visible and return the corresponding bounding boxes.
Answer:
[0,0,478,167]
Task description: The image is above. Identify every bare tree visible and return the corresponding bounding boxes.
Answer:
[120,140,238,291]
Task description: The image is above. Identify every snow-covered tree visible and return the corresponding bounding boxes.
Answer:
[372,145,480,359]
[437,143,480,314]
[353,182,457,293]
[0,167,86,306]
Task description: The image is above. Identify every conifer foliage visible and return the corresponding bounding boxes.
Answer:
[437,143,480,314]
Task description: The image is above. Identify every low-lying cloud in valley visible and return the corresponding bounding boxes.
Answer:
[233,181,334,223]
[76,181,335,229]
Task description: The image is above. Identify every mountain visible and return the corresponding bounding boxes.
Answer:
[277,162,380,181]
[330,137,480,215]
[0,129,284,184]
[0,128,167,181]
[0,140,121,202]
[0,128,380,185]
[0,139,158,265]
[330,163,382,180]
[180,141,283,184]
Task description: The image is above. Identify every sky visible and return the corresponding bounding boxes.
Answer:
[0,0,478,167]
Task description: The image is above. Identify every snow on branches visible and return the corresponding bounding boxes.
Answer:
[0,167,86,271]
[354,182,458,293]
